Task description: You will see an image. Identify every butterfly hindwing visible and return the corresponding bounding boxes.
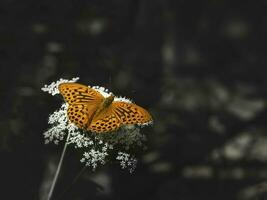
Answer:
[67,104,89,129]
[89,115,120,133]
[89,106,120,133]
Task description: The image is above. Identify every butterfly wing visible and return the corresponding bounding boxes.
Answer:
[58,83,104,105]
[89,101,152,133]
[88,105,121,133]
[67,104,91,129]
[58,83,104,129]
[111,101,152,125]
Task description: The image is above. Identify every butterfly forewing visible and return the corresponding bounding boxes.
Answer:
[58,83,104,104]
[58,83,104,129]
[111,101,152,125]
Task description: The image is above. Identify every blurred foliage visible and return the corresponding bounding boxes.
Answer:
[0,0,267,200]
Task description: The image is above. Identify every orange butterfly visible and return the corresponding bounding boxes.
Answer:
[58,83,152,133]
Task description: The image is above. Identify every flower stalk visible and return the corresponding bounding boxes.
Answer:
[47,131,71,200]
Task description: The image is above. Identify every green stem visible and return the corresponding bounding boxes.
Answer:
[47,132,71,200]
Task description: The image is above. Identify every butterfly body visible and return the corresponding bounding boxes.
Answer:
[58,83,152,133]
[93,94,114,118]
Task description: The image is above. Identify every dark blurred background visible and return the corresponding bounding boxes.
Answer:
[1,0,267,200]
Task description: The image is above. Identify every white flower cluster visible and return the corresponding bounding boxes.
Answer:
[92,86,113,98]
[98,125,147,150]
[41,77,79,95]
[80,143,109,170]
[42,78,150,172]
[116,152,138,173]
[43,103,69,145]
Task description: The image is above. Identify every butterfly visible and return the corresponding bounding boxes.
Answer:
[58,83,152,133]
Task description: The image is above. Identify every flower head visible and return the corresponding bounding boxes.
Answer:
[42,78,152,172]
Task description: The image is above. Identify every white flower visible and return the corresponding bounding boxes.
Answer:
[42,77,151,172]
[43,103,69,144]
[92,86,113,98]
[80,143,109,170]
[116,152,138,173]
[41,77,79,95]
[114,96,133,103]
